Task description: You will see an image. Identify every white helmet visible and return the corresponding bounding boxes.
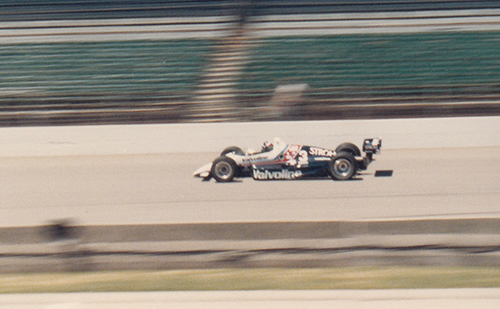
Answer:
[261,141,274,152]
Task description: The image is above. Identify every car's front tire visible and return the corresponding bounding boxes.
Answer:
[220,146,244,156]
[211,156,238,182]
[329,152,356,180]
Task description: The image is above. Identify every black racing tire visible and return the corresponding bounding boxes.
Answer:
[220,146,245,156]
[335,142,361,157]
[211,156,238,182]
[329,152,356,180]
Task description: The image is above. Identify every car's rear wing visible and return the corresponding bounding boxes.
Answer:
[363,138,382,154]
[363,138,382,160]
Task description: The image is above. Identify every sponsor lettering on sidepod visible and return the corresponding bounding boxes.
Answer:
[253,169,303,180]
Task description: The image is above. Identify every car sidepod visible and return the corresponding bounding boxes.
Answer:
[251,145,334,180]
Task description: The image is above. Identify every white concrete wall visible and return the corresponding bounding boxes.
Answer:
[2,289,500,308]
[0,116,498,157]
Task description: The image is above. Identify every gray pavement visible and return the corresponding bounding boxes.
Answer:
[0,147,498,227]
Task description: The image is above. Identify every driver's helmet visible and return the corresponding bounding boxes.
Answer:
[261,141,274,152]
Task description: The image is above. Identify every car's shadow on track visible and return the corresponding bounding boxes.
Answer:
[374,170,394,177]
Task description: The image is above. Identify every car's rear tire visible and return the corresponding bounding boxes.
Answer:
[220,146,244,156]
[211,156,238,182]
[335,143,361,157]
[330,152,356,180]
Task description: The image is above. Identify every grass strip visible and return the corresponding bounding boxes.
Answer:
[1,267,500,293]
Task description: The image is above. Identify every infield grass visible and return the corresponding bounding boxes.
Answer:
[1,267,500,293]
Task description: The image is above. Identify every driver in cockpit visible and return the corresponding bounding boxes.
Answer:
[261,141,274,152]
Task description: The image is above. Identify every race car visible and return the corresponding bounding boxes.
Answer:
[193,137,382,182]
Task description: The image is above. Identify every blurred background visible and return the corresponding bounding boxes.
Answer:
[0,0,499,282]
[0,0,499,126]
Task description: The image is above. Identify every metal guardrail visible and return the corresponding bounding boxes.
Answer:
[1,219,499,272]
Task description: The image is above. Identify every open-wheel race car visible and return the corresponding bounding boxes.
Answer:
[194,137,382,182]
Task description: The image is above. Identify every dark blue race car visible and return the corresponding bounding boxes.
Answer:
[194,137,382,182]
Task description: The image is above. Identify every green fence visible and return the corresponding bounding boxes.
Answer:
[238,32,500,100]
[0,40,214,102]
[0,32,498,124]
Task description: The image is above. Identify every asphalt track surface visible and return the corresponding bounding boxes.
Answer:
[1,147,499,227]
[1,289,500,308]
